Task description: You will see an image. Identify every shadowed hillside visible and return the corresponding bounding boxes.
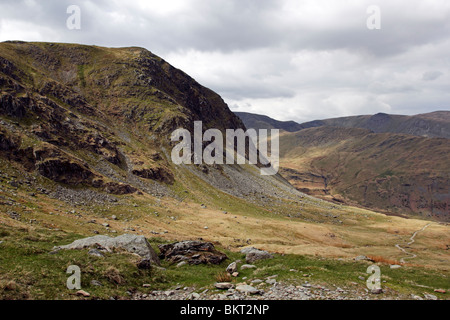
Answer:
[237,112,450,221]
[279,127,449,221]
[235,111,306,132]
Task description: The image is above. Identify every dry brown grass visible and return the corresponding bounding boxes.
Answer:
[367,255,402,266]
[104,267,125,285]
[0,280,18,291]
[215,271,231,283]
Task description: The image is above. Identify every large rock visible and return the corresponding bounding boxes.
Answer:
[240,247,273,263]
[54,234,160,266]
[226,262,238,274]
[215,282,234,290]
[241,264,257,270]
[158,240,227,265]
[236,284,261,295]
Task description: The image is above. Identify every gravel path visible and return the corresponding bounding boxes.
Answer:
[395,223,431,263]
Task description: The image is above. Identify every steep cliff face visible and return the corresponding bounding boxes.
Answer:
[0,41,294,203]
[0,42,239,192]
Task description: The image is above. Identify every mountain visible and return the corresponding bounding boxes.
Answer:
[237,112,449,221]
[0,41,256,195]
[301,112,450,139]
[0,41,331,230]
[237,111,450,139]
[234,111,305,132]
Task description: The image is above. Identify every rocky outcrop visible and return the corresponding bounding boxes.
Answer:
[134,50,244,134]
[132,166,174,184]
[54,234,160,266]
[236,284,261,295]
[158,241,228,265]
[0,128,18,152]
[104,182,137,195]
[0,93,28,118]
[36,158,95,185]
[0,41,248,198]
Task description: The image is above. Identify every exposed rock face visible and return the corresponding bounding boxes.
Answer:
[33,144,136,194]
[0,129,18,151]
[0,93,28,118]
[0,41,301,213]
[134,50,244,134]
[37,158,95,185]
[0,42,246,197]
[54,234,160,266]
[132,166,174,184]
[158,241,228,265]
[104,182,137,195]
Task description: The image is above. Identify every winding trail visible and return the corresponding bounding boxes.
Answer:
[395,223,432,263]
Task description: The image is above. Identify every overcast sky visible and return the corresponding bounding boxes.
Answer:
[0,0,449,123]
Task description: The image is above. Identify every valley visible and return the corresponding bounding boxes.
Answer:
[238,112,450,222]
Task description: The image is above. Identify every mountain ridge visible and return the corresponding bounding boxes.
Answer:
[237,111,450,139]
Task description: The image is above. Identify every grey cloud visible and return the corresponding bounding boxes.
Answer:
[422,71,444,81]
[0,0,448,121]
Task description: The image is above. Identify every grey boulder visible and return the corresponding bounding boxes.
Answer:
[226,262,238,274]
[54,234,160,266]
[236,284,261,295]
[240,247,273,263]
[215,282,234,290]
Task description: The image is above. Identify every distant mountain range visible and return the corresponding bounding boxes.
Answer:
[235,112,306,132]
[236,111,450,221]
[236,111,450,139]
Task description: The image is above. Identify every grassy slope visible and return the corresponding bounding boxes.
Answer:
[1,216,448,300]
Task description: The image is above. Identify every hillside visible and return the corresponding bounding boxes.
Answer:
[279,127,449,221]
[237,111,450,221]
[0,42,449,300]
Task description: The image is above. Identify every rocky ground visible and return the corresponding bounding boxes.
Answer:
[131,280,437,301]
